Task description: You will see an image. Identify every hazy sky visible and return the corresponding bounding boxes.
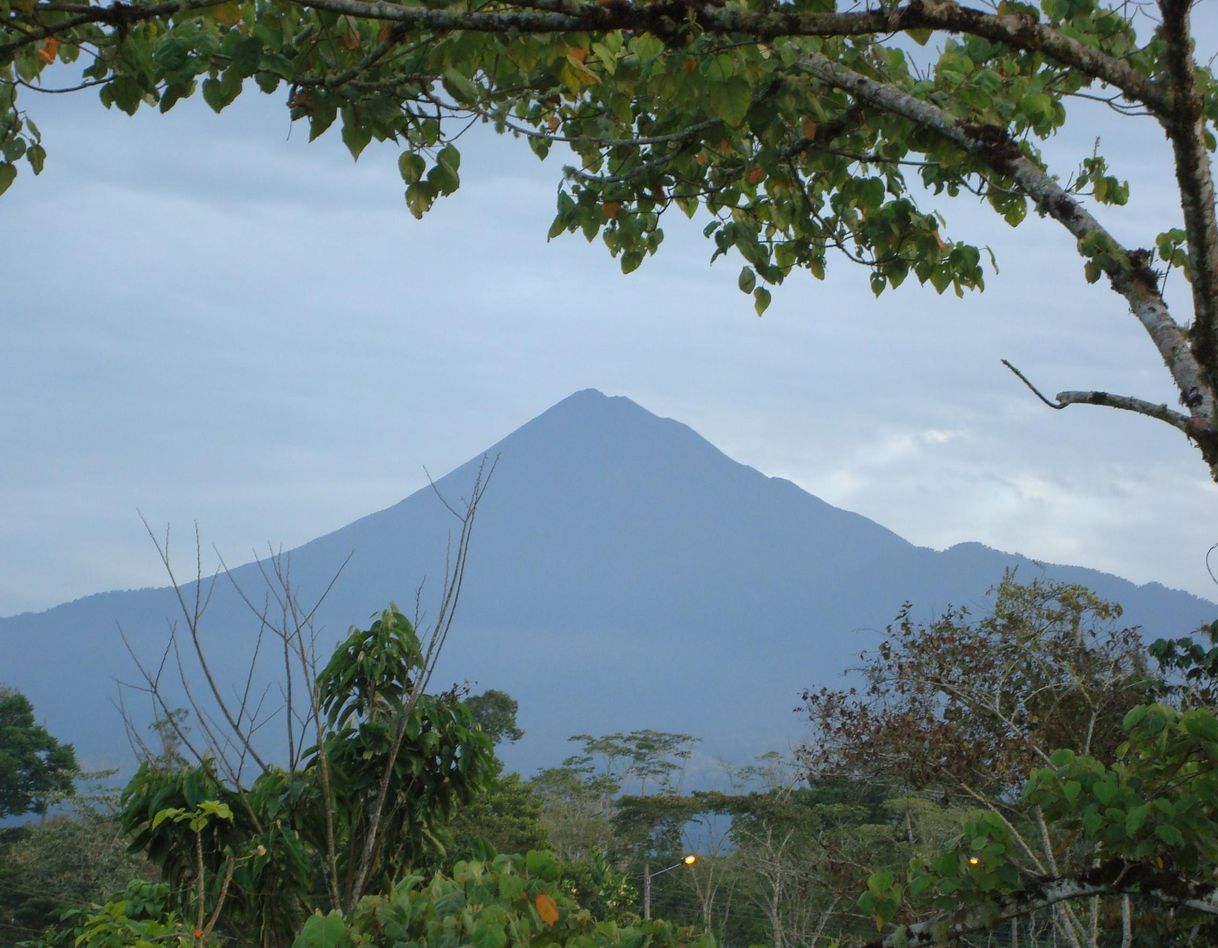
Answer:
[4,28,1218,617]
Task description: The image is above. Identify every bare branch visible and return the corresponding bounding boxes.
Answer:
[345,455,495,907]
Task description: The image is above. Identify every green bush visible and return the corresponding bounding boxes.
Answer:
[293,851,715,947]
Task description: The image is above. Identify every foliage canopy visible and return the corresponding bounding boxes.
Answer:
[0,687,77,819]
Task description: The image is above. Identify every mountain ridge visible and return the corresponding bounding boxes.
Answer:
[2,389,1213,777]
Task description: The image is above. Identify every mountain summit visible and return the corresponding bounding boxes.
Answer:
[2,390,1213,774]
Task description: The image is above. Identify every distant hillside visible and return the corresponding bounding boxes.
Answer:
[2,389,1213,780]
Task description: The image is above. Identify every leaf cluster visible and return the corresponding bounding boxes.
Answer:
[293,850,715,947]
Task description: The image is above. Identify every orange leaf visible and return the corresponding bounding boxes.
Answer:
[534,893,560,926]
[746,167,765,185]
[601,201,621,220]
[37,36,59,65]
[802,117,818,140]
[547,115,560,132]
[343,26,361,50]
[566,47,587,63]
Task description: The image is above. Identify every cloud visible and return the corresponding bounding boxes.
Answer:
[3,49,1217,616]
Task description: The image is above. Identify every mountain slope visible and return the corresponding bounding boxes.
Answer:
[2,389,1213,778]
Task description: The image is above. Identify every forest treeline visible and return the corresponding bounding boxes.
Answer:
[4,574,1218,946]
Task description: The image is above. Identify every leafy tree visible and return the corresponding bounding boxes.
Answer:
[527,730,696,865]
[529,763,621,864]
[0,687,77,819]
[1148,620,1218,709]
[35,879,193,947]
[466,689,525,747]
[0,774,156,938]
[556,848,639,926]
[567,730,700,797]
[802,574,1152,795]
[863,703,1218,946]
[801,576,1157,944]
[3,0,1217,477]
[108,465,493,945]
[118,608,497,946]
[444,770,551,864]
[436,689,550,866]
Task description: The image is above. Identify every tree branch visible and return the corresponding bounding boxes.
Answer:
[1001,358,1195,433]
[797,52,1214,434]
[275,0,1166,117]
[1157,0,1218,392]
[869,858,1218,947]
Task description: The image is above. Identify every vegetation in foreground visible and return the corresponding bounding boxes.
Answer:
[3,575,1218,945]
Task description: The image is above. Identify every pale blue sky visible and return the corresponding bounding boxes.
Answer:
[3,32,1218,615]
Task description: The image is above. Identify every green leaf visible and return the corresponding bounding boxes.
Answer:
[1183,711,1218,741]
[753,287,771,316]
[867,870,895,894]
[859,177,885,211]
[1126,804,1150,836]
[201,71,242,114]
[1093,779,1118,805]
[471,924,508,948]
[230,36,263,78]
[709,77,751,127]
[399,152,426,185]
[1155,824,1184,847]
[738,266,756,293]
[628,33,664,63]
[437,145,461,174]
[442,69,479,105]
[1122,705,1149,730]
[151,807,185,830]
[341,108,372,161]
[405,182,435,219]
[525,850,560,882]
[294,909,351,948]
[106,76,145,116]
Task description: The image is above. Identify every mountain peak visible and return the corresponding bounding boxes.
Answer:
[2,392,1214,778]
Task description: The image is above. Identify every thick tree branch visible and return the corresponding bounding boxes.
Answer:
[280,0,1164,113]
[1054,390,1195,434]
[799,52,1215,436]
[0,0,229,56]
[1158,0,1218,391]
[1001,358,1195,433]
